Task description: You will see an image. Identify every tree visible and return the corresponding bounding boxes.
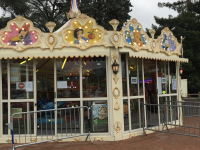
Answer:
[151,0,200,93]
[0,0,133,32]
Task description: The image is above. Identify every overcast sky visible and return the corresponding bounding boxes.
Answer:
[0,0,179,29]
[129,0,179,29]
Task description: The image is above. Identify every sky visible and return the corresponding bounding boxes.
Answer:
[0,0,179,29]
[129,0,179,29]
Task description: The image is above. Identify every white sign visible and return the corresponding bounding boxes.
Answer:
[162,77,166,83]
[26,81,33,92]
[11,76,19,82]
[158,77,162,94]
[172,79,177,90]
[57,81,67,89]
[131,77,137,84]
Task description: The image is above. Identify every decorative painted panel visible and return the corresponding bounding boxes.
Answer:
[157,27,180,56]
[2,23,38,46]
[58,14,108,50]
[0,16,44,51]
[121,18,151,52]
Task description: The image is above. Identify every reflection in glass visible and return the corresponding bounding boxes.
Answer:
[158,61,169,94]
[2,59,8,99]
[130,99,144,130]
[56,57,80,98]
[128,57,143,96]
[143,59,157,104]
[10,58,33,99]
[11,102,34,134]
[123,99,129,131]
[57,101,80,134]
[159,97,170,124]
[121,54,127,96]
[82,56,107,98]
[170,62,177,93]
[83,101,108,133]
[3,103,8,134]
[171,96,178,121]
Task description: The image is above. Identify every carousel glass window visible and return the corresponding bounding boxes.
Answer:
[56,57,80,98]
[82,56,107,98]
[2,59,8,99]
[83,100,108,133]
[10,58,34,99]
[157,61,169,94]
[170,62,177,93]
[128,57,143,96]
[121,54,127,96]
[3,103,8,134]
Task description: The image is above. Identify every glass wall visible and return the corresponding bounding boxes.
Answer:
[157,61,169,94]
[10,58,34,99]
[128,58,143,96]
[121,54,178,133]
[56,57,80,98]
[170,62,177,93]
[83,100,108,133]
[2,59,8,100]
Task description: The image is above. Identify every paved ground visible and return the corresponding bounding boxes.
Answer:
[1,131,200,150]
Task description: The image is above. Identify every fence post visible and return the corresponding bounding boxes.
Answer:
[85,107,93,143]
[141,104,147,137]
[7,116,15,150]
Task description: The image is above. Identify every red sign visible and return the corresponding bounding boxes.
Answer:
[18,82,25,89]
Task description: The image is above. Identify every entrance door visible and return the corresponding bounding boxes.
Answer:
[143,59,159,127]
[36,58,55,135]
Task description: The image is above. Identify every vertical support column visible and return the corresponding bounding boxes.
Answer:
[80,57,83,135]
[54,58,57,136]
[7,59,11,135]
[111,48,123,141]
[177,62,182,125]
[33,58,37,136]
[0,59,2,136]
[26,59,30,134]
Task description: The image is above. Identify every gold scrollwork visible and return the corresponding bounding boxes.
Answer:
[114,121,122,133]
[94,137,103,141]
[129,133,135,138]
[114,102,120,111]
[45,33,57,51]
[113,75,119,84]
[109,19,119,31]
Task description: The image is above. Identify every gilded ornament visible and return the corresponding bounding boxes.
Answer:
[114,121,122,133]
[45,33,57,51]
[129,133,135,138]
[114,102,120,111]
[149,29,156,39]
[45,22,56,33]
[94,137,103,141]
[30,138,37,143]
[113,75,119,84]
[113,87,120,99]
[109,19,119,31]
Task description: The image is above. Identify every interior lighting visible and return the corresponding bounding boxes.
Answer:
[62,58,67,69]
[20,60,26,65]
[179,67,183,75]
[84,62,86,65]
[36,69,39,72]
[87,70,89,72]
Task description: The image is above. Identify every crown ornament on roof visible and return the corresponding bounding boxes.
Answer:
[67,0,81,20]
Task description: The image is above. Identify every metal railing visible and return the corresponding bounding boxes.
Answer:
[142,102,200,138]
[7,106,93,150]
